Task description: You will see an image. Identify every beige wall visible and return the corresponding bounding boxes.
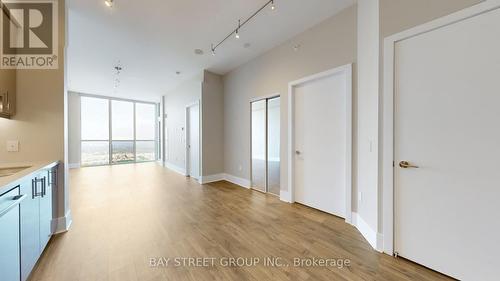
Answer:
[379,0,483,38]
[221,0,483,245]
[223,6,357,191]
[201,71,224,177]
[163,73,203,171]
[0,0,67,219]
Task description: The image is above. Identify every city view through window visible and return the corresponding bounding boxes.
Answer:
[81,96,158,166]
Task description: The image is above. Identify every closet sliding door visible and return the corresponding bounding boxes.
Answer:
[251,100,267,192]
[251,96,280,195]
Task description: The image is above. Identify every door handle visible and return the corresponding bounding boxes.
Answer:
[399,161,419,169]
[0,194,27,218]
[295,150,301,155]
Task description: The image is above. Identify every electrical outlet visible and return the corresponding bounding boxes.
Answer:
[7,140,19,152]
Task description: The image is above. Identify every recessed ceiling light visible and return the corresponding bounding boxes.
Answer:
[194,49,204,55]
[105,0,113,8]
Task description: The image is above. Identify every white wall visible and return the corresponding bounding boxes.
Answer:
[163,73,203,173]
[356,0,380,242]
[223,6,357,191]
[68,92,81,166]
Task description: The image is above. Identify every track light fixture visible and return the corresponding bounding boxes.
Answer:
[104,0,113,8]
[235,20,241,39]
[211,0,277,55]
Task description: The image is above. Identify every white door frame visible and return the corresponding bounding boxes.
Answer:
[382,0,500,255]
[185,100,201,180]
[288,63,353,223]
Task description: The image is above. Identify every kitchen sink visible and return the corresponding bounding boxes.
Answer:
[0,166,31,177]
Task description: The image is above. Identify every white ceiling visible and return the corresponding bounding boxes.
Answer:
[67,0,355,102]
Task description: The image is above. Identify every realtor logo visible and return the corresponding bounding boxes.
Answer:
[1,0,58,69]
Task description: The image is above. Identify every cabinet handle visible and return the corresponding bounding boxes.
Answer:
[32,178,35,199]
[33,177,43,198]
[42,177,46,197]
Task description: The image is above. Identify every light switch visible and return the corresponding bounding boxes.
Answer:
[7,140,19,152]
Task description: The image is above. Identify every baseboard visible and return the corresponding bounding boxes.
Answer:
[68,163,80,169]
[223,173,251,189]
[200,174,225,184]
[352,212,383,252]
[52,210,72,234]
[164,162,187,176]
[280,190,292,203]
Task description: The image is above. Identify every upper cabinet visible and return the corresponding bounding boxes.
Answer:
[0,69,16,119]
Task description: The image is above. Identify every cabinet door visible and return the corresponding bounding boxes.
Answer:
[39,170,53,251]
[0,69,16,116]
[20,178,40,281]
[0,188,21,281]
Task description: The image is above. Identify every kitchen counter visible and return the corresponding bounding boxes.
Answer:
[0,161,60,195]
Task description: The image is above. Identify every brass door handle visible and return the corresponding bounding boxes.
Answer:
[399,161,419,169]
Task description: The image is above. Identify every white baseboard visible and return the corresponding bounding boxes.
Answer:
[52,210,72,234]
[68,163,80,169]
[280,190,292,203]
[200,174,225,184]
[351,212,383,252]
[164,162,187,176]
[223,173,251,189]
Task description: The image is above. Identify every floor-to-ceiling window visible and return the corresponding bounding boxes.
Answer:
[81,95,158,167]
[81,97,110,166]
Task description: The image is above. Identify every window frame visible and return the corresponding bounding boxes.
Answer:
[80,94,159,167]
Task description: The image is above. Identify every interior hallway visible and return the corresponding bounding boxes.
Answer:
[29,163,450,281]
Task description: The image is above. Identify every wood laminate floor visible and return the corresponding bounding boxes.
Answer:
[29,163,451,281]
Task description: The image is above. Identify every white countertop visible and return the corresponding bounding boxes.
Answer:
[0,161,60,195]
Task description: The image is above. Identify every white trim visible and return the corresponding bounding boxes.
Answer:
[52,210,72,234]
[382,0,500,255]
[185,100,201,179]
[68,163,80,169]
[279,190,292,203]
[224,174,251,189]
[164,161,187,176]
[288,64,353,223]
[200,174,225,184]
[351,212,383,252]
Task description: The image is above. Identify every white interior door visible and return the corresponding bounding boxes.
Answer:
[187,104,200,180]
[294,72,347,218]
[394,8,500,281]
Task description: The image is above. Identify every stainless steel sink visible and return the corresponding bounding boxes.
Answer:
[0,166,31,177]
